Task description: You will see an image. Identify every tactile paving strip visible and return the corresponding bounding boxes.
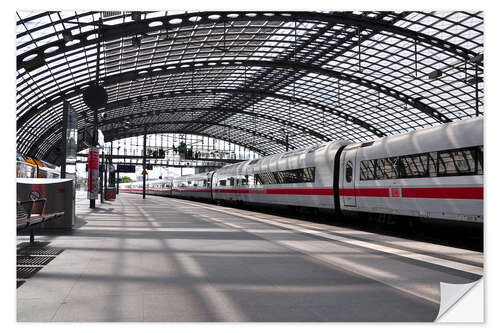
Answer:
[16,244,64,288]
[17,255,55,266]
[17,266,42,279]
[17,247,63,256]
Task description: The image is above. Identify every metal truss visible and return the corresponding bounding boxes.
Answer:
[16,10,484,163]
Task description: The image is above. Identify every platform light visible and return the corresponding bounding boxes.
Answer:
[428,69,442,80]
[131,36,141,48]
[470,54,483,64]
[131,12,142,21]
[62,30,74,42]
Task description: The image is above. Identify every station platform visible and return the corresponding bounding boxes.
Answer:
[17,191,483,322]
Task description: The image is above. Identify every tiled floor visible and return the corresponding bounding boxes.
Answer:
[16,192,481,322]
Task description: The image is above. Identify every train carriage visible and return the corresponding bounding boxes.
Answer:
[338,117,483,223]
[171,172,213,200]
[125,116,483,226]
[212,140,351,209]
[121,179,173,196]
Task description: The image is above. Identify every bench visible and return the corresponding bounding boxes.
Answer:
[17,199,64,244]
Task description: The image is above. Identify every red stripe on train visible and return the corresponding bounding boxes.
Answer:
[341,187,482,199]
[339,188,389,197]
[125,186,483,200]
[266,188,333,195]
[401,187,483,200]
[173,189,211,193]
[214,189,250,194]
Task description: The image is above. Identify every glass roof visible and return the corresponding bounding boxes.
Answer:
[16,11,483,164]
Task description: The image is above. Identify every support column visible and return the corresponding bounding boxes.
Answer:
[103,150,107,200]
[90,108,98,209]
[60,101,68,178]
[100,149,104,203]
[475,63,479,117]
[143,128,147,199]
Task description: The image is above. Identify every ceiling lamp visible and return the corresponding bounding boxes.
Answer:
[132,36,141,48]
[428,69,442,80]
[470,54,483,64]
[131,12,142,21]
[62,30,74,42]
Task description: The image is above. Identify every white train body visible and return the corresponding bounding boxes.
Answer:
[339,117,483,223]
[124,117,483,224]
[212,140,350,209]
[171,172,213,200]
[121,179,172,196]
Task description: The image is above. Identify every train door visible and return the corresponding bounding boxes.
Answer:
[209,172,215,200]
[342,149,357,207]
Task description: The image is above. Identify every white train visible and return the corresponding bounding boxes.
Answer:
[121,116,483,224]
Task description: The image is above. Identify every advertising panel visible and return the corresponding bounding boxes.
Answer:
[87,147,99,200]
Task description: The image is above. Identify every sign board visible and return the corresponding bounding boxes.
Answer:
[142,169,148,175]
[29,190,40,201]
[87,147,99,200]
[117,164,136,173]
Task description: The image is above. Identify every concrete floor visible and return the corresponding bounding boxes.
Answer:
[17,192,483,322]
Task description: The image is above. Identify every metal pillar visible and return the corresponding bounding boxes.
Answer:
[103,151,107,200]
[285,134,289,152]
[475,64,479,117]
[90,108,98,209]
[100,150,104,203]
[60,101,68,178]
[116,146,120,194]
[143,129,147,199]
[110,141,113,189]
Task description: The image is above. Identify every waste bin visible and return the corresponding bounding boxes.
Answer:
[105,187,116,200]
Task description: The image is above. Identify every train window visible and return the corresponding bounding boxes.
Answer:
[360,160,376,180]
[375,158,398,179]
[255,167,315,184]
[272,171,283,184]
[428,152,438,177]
[438,148,476,176]
[399,154,428,178]
[374,159,386,180]
[359,145,483,181]
[219,179,226,186]
[261,172,273,185]
[241,175,249,185]
[229,177,235,186]
[203,180,207,187]
[345,161,353,183]
[477,146,483,175]
[302,167,315,182]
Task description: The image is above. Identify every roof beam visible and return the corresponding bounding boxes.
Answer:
[18,58,442,140]
[17,11,480,71]
[27,103,324,157]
